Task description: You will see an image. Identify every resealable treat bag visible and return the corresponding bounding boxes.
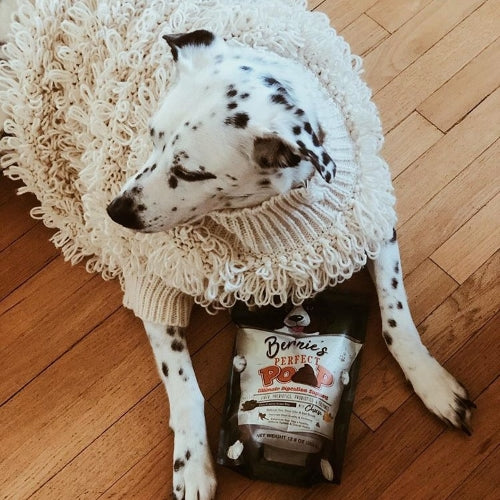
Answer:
[217,290,369,486]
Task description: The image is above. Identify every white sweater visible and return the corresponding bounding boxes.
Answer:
[0,0,396,326]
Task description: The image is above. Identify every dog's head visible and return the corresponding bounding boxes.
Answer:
[107,30,336,232]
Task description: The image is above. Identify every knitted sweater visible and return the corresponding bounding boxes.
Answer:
[0,0,396,327]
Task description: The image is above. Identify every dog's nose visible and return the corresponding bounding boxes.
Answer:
[106,195,144,230]
[288,315,304,323]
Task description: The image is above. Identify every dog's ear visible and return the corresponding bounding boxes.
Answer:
[253,129,336,183]
[162,30,216,62]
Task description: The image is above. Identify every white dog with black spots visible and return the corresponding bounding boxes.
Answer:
[1,18,474,500]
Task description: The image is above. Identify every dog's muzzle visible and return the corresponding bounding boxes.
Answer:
[106,195,144,230]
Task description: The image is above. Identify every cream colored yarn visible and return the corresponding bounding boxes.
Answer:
[0,0,396,326]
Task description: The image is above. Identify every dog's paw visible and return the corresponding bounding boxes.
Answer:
[172,436,217,500]
[409,355,475,434]
[233,354,247,373]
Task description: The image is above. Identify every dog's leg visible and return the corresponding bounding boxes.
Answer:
[368,231,475,433]
[143,321,217,500]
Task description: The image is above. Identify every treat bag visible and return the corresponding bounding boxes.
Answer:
[217,290,369,486]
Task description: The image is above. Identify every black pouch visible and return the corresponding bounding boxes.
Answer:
[217,290,369,486]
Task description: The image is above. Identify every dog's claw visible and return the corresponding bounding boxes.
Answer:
[461,424,472,436]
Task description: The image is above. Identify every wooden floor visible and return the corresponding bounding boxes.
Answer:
[1,0,499,498]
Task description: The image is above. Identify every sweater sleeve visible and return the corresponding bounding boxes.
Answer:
[122,272,194,327]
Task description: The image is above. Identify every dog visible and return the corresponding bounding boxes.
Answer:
[105,30,475,499]
[0,16,474,497]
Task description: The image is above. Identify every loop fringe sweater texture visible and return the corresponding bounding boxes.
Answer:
[0,0,396,326]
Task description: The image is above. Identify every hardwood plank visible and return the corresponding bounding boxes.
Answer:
[30,387,170,499]
[0,309,156,498]
[431,193,500,284]
[339,14,389,56]
[0,178,39,251]
[374,0,499,132]
[418,38,500,131]
[364,0,485,93]
[378,379,499,499]
[448,444,500,500]
[0,259,122,404]
[399,139,498,275]
[0,222,59,301]
[382,111,442,179]
[394,88,500,227]
[367,0,434,33]
[403,258,459,326]
[315,0,380,31]
[304,309,497,499]
[99,404,231,500]
[309,0,325,10]
[353,251,499,430]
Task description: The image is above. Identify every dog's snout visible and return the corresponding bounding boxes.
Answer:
[107,195,144,230]
[288,314,304,323]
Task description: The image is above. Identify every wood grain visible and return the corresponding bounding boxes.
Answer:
[1,1,498,498]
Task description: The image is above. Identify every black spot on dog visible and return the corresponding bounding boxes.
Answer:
[240,65,252,71]
[271,94,289,106]
[390,228,397,242]
[224,113,249,129]
[240,92,250,99]
[172,134,179,145]
[184,121,190,126]
[383,331,393,345]
[322,151,331,165]
[163,30,215,62]
[227,102,238,109]
[324,171,332,183]
[172,165,217,182]
[162,145,166,152]
[227,88,238,98]
[185,450,191,461]
[259,178,271,186]
[296,140,306,151]
[168,176,178,189]
[179,368,184,376]
[167,327,176,335]
[304,122,312,134]
[397,301,403,309]
[131,186,142,195]
[312,133,320,147]
[172,207,177,212]
[388,319,397,328]
[161,362,168,377]
[216,187,223,191]
[151,164,157,172]
[176,485,182,492]
[173,458,185,471]
[388,304,394,309]
[394,262,400,274]
[392,278,398,289]
[159,131,164,139]
[295,108,304,116]
[136,173,143,180]
[293,125,301,135]
[171,339,184,351]
[137,204,146,212]
[263,76,279,87]
[150,127,154,137]
[192,125,198,130]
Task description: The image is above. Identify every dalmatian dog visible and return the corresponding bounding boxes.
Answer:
[105,30,475,499]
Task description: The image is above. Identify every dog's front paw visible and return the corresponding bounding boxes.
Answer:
[409,355,476,434]
[172,436,217,500]
[233,354,247,373]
